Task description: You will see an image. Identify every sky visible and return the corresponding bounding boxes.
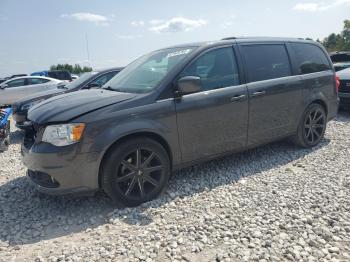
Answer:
[0,0,349,77]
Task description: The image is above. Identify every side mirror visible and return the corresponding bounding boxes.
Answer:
[87,83,101,89]
[177,76,202,96]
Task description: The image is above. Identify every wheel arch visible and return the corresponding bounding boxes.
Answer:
[312,99,328,115]
[98,131,173,188]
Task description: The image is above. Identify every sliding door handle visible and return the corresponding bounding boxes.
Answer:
[251,90,266,97]
[230,94,246,102]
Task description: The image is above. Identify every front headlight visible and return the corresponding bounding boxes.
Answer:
[42,123,85,146]
[21,99,44,111]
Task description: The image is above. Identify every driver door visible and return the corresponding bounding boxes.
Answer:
[175,46,248,162]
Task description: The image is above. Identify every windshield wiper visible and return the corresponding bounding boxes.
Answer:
[103,86,124,92]
[103,86,115,91]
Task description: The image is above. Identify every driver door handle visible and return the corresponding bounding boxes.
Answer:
[251,90,266,97]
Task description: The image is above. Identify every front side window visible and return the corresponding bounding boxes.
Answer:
[241,44,292,82]
[90,71,118,87]
[180,47,240,91]
[105,47,196,93]
[292,43,331,74]
[6,78,26,88]
[64,72,98,90]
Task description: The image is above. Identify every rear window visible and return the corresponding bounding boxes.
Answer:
[241,44,292,82]
[28,78,49,85]
[330,53,350,63]
[291,43,331,74]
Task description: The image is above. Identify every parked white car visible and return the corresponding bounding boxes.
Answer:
[0,76,61,106]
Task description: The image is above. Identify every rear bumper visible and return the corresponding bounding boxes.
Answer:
[21,142,101,195]
[327,96,339,121]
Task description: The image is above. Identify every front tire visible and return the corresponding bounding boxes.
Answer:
[293,103,327,148]
[101,137,171,207]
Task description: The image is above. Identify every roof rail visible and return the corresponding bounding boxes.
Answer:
[221,37,237,40]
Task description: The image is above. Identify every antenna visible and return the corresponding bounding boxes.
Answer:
[85,33,90,65]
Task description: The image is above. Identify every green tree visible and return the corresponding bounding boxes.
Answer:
[322,20,350,52]
[50,64,92,74]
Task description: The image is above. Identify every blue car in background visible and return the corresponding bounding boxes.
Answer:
[31,70,72,82]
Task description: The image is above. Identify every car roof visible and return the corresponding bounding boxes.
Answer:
[2,76,60,83]
[157,37,320,51]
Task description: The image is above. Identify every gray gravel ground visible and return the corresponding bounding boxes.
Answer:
[0,113,350,262]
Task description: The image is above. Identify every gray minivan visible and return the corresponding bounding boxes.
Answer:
[22,37,339,206]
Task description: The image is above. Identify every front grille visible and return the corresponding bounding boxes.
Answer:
[339,80,350,93]
[28,170,60,188]
[23,122,37,149]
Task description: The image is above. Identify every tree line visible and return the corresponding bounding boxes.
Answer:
[322,20,350,52]
[50,64,92,75]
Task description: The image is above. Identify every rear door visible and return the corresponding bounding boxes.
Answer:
[239,43,303,146]
[22,78,52,98]
[175,46,248,162]
[289,43,336,116]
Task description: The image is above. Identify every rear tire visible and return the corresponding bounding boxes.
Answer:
[101,137,171,207]
[293,103,327,148]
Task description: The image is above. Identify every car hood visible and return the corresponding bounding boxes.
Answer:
[337,68,350,80]
[28,89,136,124]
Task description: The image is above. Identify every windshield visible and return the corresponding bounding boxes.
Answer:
[104,47,196,93]
[62,72,98,90]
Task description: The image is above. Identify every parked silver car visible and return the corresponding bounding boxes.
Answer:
[0,76,61,106]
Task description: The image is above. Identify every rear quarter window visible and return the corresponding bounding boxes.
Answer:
[241,44,292,82]
[291,43,331,74]
[28,78,48,85]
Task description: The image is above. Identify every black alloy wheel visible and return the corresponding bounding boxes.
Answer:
[293,103,327,148]
[102,137,170,207]
[304,107,326,145]
[116,148,164,199]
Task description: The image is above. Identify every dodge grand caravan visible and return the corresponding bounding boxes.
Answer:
[22,37,339,207]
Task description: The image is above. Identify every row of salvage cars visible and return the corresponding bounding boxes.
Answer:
[0,68,123,129]
[0,68,122,152]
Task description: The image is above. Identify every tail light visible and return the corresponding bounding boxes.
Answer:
[335,74,340,93]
